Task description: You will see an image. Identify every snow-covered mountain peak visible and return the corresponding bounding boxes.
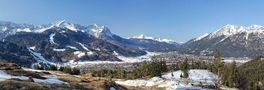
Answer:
[99,26,113,37]
[90,24,104,32]
[35,20,78,32]
[53,20,66,27]
[88,24,113,38]
[92,23,100,28]
[247,25,264,30]
[156,38,176,43]
[132,34,154,39]
[52,20,78,31]
[61,22,78,31]
[0,21,35,35]
[137,34,145,39]
[209,24,245,38]
[131,34,176,43]
[209,24,264,38]
[192,24,264,43]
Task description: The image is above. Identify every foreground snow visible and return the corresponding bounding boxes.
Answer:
[115,77,164,87]
[33,75,68,84]
[0,70,28,81]
[163,69,218,85]
[115,69,218,90]
[22,68,46,72]
[167,83,203,90]
[0,70,67,84]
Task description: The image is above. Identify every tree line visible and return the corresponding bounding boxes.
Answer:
[177,49,264,89]
[86,60,167,79]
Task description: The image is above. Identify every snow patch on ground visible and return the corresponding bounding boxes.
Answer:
[49,33,57,45]
[74,51,86,58]
[0,70,67,84]
[113,51,119,56]
[0,70,28,81]
[53,48,66,52]
[22,68,46,72]
[77,42,89,51]
[66,45,78,50]
[33,75,68,84]
[163,69,218,85]
[63,23,77,32]
[77,43,94,55]
[116,69,218,90]
[166,83,203,90]
[29,46,36,50]
[116,77,164,87]
[86,51,94,55]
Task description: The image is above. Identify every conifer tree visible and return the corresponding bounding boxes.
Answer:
[116,69,125,78]
[213,49,224,75]
[229,61,240,88]
[179,58,189,78]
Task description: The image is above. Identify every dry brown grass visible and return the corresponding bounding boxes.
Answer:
[0,62,164,90]
[59,74,109,90]
[0,62,94,90]
[0,80,92,90]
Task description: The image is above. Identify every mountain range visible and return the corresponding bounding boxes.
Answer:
[1,20,264,68]
[181,24,264,57]
[0,20,179,67]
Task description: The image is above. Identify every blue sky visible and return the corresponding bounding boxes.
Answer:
[0,0,264,42]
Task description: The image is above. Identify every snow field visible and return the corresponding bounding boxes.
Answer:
[115,69,218,90]
[0,70,67,84]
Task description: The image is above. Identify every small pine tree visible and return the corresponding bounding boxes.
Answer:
[179,58,189,78]
[48,65,57,70]
[229,61,240,88]
[116,69,125,78]
[212,49,224,87]
[71,68,80,75]
[62,66,72,74]
[58,66,64,71]
[213,49,224,74]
